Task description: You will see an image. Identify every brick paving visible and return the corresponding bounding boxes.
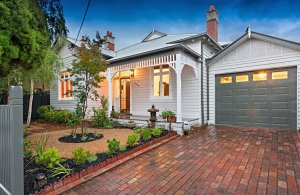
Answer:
[61,126,300,195]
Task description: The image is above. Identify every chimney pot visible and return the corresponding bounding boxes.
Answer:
[109,32,112,36]
[81,36,85,41]
[107,31,109,35]
[209,5,215,11]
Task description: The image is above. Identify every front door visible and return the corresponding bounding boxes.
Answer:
[120,78,130,113]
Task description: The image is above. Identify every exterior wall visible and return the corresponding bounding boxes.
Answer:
[202,42,218,123]
[185,40,201,54]
[208,37,300,129]
[182,65,200,119]
[131,67,177,116]
[50,44,77,111]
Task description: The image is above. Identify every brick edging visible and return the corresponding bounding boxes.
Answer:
[30,132,178,195]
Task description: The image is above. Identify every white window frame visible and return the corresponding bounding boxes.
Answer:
[150,65,172,101]
[59,71,73,100]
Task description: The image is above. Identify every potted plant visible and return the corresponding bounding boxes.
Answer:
[125,120,136,128]
[110,110,120,118]
[161,109,176,122]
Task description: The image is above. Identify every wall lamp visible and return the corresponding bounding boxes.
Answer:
[130,69,134,77]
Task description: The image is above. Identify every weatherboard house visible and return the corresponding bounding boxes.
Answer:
[51,5,300,134]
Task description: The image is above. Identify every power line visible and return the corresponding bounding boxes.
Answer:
[74,0,91,45]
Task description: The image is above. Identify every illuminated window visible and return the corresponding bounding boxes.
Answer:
[153,65,170,97]
[60,71,73,99]
[272,71,288,80]
[253,73,267,81]
[220,76,232,84]
[236,75,249,82]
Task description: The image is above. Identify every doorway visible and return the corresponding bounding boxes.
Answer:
[120,78,130,113]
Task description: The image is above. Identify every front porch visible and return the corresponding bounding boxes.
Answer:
[111,114,199,135]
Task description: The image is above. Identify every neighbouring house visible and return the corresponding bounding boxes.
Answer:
[51,5,300,134]
[207,30,300,130]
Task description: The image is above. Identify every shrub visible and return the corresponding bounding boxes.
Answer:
[87,154,97,163]
[107,138,120,154]
[81,135,87,142]
[141,128,152,141]
[152,127,162,137]
[49,163,72,179]
[35,133,50,158]
[126,134,138,147]
[119,146,127,152]
[93,131,100,138]
[24,138,33,157]
[134,126,142,134]
[36,147,64,168]
[72,147,90,166]
[92,95,109,127]
[105,124,113,129]
[37,105,54,120]
[161,109,176,118]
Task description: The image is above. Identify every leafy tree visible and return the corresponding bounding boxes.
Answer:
[70,34,108,135]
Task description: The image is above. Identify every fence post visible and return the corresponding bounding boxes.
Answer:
[9,86,24,195]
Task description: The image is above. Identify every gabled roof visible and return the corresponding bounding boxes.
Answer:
[206,31,300,65]
[142,30,167,42]
[66,37,116,58]
[108,32,198,62]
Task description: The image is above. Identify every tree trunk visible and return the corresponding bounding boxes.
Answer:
[27,79,34,128]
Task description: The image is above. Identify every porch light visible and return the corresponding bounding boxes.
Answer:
[130,69,134,77]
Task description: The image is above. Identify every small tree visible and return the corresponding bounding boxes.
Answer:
[70,33,107,135]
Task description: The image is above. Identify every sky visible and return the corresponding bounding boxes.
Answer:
[61,0,300,51]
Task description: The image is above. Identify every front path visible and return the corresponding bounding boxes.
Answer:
[61,126,300,195]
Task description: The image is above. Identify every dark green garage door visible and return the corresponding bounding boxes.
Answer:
[216,67,297,129]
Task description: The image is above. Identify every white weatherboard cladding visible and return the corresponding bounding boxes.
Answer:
[182,65,200,119]
[50,47,77,111]
[208,37,300,129]
[185,40,201,54]
[131,67,177,116]
[147,34,161,41]
[202,43,217,123]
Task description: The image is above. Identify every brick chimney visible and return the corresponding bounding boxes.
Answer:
[206,5,219,42]
[104,31,115,51]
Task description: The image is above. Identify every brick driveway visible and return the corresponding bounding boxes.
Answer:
[61,126,300,195]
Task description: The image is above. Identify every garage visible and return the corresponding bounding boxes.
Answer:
[215,67,297,129]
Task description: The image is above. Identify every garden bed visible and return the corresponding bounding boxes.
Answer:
[25,129,177,195]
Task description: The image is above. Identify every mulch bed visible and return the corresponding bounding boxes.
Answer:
[58,133,104,143]
[24,130,172,195]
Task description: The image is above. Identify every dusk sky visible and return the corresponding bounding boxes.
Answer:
[61,0,300,50]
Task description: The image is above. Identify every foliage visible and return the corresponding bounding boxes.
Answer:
[161,109,176,118]
[49,163,72,179]
[23,127,30,137]
[93,131,100,138]
[24,138,33,157]
[37,105,73,123]
[92,95,110,127]
[141,128,152,141]
[36,147,64,168]
[134,126,142,134]
[110,110,120,116]
[184,129,192,135]
[126,134,138,147]
[35,133,50,158]
[72,147,90,166]
[105,124,113,129]
[106,138,120,154]
[152,127,163,137]
[119,146,127,152]
[87,154,97,163]
[81,135,87,142]
[68,35,108,135]
[127,120,134,123]
[105,150,112,155]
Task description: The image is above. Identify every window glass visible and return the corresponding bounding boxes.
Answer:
[153,75,160,97]
[162,65,169,72]
[153,66,160,74]
[220,76,232,83]
[236,75,248,82]
[253,73,267,81]
[162,75,169,96]
[272,71,288,80]
[60,71,73,99]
